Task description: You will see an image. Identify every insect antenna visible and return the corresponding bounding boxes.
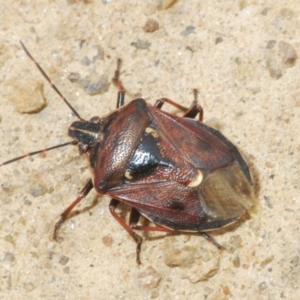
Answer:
[20,41,84,121]
[0,141,78,167]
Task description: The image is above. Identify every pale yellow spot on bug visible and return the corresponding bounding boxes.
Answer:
[125,171,133,180]
[145,127,159,138]
[187,170,203,187]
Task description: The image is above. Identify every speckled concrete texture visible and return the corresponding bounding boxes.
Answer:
[0,1,299,299]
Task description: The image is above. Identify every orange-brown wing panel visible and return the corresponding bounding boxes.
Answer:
[147,106,235,171]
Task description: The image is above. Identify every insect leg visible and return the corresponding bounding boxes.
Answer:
[155,89,203,121]
[155,98,190,111]
[53,179,93,239]
[182,89,203,121]
[128,208,143,263]
[129,207,141,227]
[132,225,223,250]
[112,59,125,108]
[201,232,223,250]
[109,199,142,264]
[128,208,223,253]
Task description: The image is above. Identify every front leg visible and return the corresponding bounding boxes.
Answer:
[53,179,93,239]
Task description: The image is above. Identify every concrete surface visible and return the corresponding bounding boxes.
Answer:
[0,1,299,299]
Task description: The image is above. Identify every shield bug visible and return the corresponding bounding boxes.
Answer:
[1,42,254,264]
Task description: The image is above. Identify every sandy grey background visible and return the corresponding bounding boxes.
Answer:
[0,1,299,299]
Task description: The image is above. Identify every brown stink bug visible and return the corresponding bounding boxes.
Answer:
[1,42,254,264]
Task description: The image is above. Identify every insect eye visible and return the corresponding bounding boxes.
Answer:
[90,116,101,124]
